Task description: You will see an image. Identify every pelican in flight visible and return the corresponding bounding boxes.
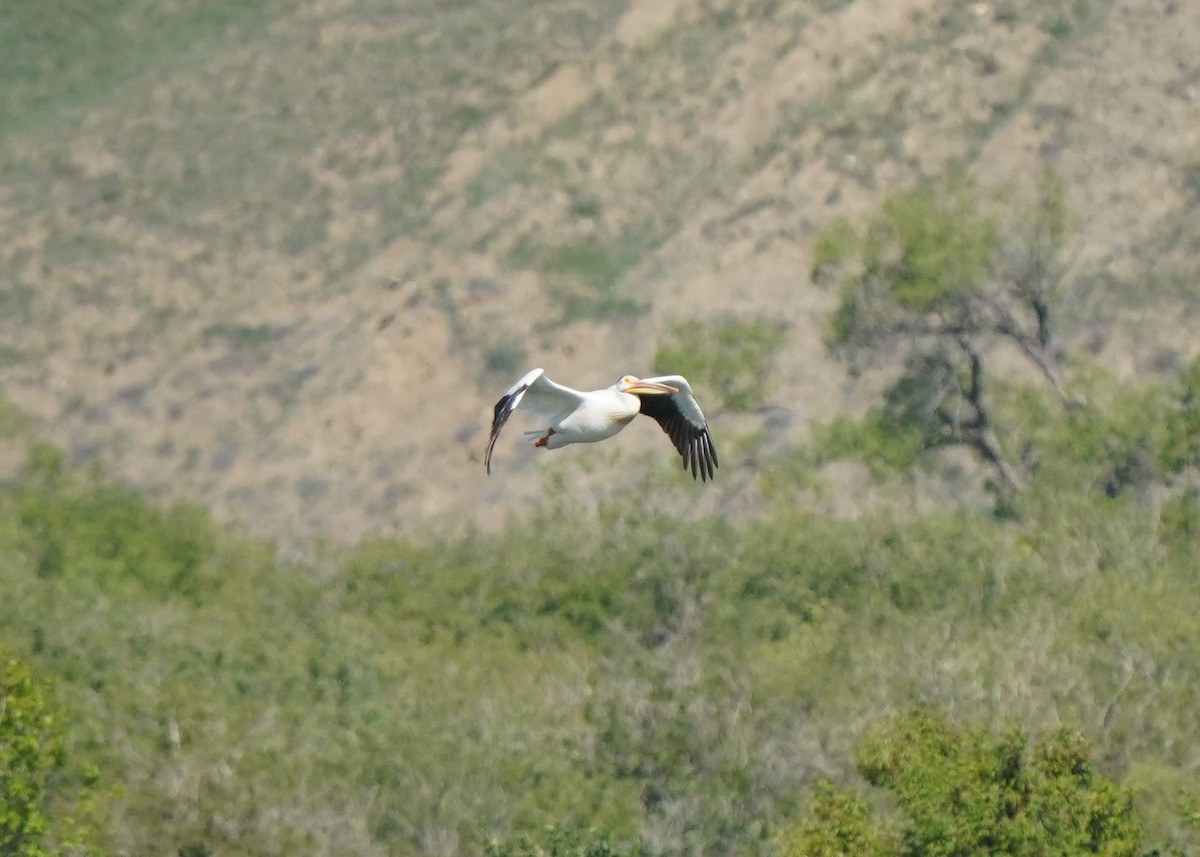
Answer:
[486,368,718,481]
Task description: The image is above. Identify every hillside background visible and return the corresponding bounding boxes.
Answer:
[3,2,1200,857]
[2,0,1197,548]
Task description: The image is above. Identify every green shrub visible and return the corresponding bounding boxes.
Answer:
[784,781,891,857]
[16,445,219,600]
[814,179,998,332]
[999,362,1200,501]
[782,710,1143,857]
[0,650,103,857]
[0,651,64,857]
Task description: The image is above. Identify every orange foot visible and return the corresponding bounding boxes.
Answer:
[534,428,556,448]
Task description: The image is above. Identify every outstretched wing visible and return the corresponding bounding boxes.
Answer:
[636,374,719,481]
[485,368,584,474]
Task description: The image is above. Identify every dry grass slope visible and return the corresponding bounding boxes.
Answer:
[0,0,1197,548]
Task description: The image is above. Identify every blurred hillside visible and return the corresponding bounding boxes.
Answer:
[1,0,1198,547]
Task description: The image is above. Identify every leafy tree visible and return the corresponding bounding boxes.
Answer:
[781,711,1143,857]
[0,649,103,857]
[787,781,891,857]
[812,174,1073,494]
[1,651,63,857]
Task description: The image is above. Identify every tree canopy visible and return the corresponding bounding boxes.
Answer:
[812,175,1073,493]
[782,711,1144,857]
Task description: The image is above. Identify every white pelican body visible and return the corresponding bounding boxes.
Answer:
[486,368,718,481]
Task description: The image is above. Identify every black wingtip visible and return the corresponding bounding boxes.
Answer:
[486,385,531,475]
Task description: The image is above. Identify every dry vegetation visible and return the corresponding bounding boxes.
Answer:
[2,2,1200,856]
[1,0,1197,546]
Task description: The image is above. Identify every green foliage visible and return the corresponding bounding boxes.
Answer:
[654,317,786,411]
[814,365,957,476]
[539,241,638,293]
[821,352,1194,498]
[815,180,998,343]
[786,711,1143,857]
[583,654,771,855]
[810,173,1087,496]
[810,217,858,283]
[17,446,219,600]
[778,781,890,857]
[1158,487,1200,545]
[876,184,998,311]
[3,436,1200,855]
[996,361,1200,500]
[0,649,103,857]
[0,651,63,857]
[863,712,1141,857]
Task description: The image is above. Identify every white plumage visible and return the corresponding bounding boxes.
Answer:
[486,368,718,481]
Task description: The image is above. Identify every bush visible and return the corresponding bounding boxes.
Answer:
[16,444,219,601]
[0,651,64,856]
[781,710,1143,857]
[0,650,102,857]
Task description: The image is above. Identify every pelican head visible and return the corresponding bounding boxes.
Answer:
[617,375,680,396]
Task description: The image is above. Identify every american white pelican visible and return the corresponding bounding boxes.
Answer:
[486,368,718,481]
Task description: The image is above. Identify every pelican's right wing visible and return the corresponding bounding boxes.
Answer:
[485,368,584,474]
[636,374,719,481]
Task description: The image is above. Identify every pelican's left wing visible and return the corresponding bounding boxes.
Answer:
[485,368,584,474]
[637,375,719,481]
